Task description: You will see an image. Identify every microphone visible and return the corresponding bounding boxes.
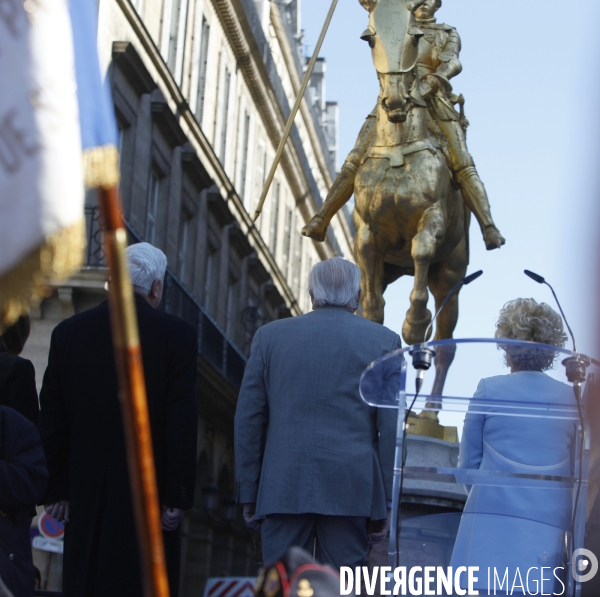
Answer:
[524,270,577,353]
[411,270,484,394]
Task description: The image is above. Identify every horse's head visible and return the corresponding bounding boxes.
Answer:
[359,0,426,123]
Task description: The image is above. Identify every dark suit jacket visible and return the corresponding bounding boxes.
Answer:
[0,352,39,424]
[234,307,401,521]
[0,406,48,597]
[38,295,198,597]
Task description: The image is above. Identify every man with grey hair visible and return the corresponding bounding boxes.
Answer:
[127,242,168,307]
[235,257,401,568]
[38,242,198,597]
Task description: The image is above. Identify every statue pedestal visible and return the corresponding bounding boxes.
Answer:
[364,435,466,595]
[406,411,458,443]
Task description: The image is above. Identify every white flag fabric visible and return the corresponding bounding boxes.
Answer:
[0,0,84,328]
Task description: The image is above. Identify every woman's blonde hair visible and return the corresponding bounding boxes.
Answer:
[495,298,568,371]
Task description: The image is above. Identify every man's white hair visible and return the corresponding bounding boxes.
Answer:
[126,242,167,295]
[308,257,361,311]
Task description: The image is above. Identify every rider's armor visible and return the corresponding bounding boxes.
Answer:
[413,17,503,249]
[302,14,505,251]
[416,18,463,125]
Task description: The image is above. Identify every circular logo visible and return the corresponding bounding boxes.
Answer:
[572,548,598,583]
[38,513,65,541]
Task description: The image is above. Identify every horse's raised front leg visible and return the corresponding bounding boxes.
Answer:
[402,207,445,345]
[420,236,468,420]
[354,218,385,323]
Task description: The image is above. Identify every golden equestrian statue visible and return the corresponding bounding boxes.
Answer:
[302,0,504,348]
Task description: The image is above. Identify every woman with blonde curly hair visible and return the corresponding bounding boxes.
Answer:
[451,299,576,595]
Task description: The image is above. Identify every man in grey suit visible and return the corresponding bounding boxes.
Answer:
[234,257,401,568]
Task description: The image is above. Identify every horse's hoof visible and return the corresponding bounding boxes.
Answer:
[301,216,327,242]
[419,410,440,423]
[484,226,505,250]
[402,310,432,345]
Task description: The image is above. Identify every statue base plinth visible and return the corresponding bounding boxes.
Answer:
[406,411,458,443]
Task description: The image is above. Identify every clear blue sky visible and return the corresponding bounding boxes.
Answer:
[301,0,600,362]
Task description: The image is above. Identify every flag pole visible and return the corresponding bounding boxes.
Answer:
[252,0,339,222]
[98,185,170,597]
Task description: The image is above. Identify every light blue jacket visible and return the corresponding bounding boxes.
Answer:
[451,372,577,589]
[234,307,401,520]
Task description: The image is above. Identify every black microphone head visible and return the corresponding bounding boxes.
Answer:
[463,270,483,285]
[524,269,545,284]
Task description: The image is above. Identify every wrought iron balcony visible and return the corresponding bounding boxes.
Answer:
[160,269,247,389]
[83,206,247,389]
[84,206,106,267]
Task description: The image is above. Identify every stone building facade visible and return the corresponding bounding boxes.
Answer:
[25,0,353,593]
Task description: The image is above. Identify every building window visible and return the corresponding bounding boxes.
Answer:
[269,182,280,257]
[239,111,250,202]
[117,125,126,183]
[195,17,210,125]
[204,245,219,314]
[292,230,302,295]
[225,275,239,336]
[212,51,223,146]
[254,142,265,205]
[117,123,125,172]
[219,68,231,163]
[167,0,184,74]
[283,207,293,274]
[177,207,192,280]
[146,168,162,245]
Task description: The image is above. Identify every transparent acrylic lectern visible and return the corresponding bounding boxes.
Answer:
[359,339,597,597]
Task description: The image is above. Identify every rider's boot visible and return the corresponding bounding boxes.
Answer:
[456,166,505,250]
[301,164,356,242]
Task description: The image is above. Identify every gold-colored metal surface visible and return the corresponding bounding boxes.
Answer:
[302,0,505,346]
[406,411,458,442]
[301,0,508,426]
[252,0,339,222]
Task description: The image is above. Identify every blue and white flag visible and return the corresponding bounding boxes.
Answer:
[69,0,119,186]
[0,0,119,329]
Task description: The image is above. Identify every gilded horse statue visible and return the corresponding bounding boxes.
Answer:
[303,0,504,356]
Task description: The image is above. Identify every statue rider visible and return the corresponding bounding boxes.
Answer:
[302,0,505,251]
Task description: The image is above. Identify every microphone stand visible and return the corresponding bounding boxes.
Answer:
[392,270,483,566]
[410,270,483,393]
[524,270,589,596]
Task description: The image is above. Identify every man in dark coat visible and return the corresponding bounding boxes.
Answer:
[0,315,39,424]
[0,405,48,597]
[38,242,198,597]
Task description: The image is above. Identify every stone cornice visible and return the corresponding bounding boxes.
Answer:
[113,0,304,315]
[208,0,306,202]
[112,41,157,96]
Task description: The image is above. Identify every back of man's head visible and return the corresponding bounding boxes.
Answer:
[308,257,361,312]
[126,243,167,296]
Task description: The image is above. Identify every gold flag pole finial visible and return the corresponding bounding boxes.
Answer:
[253,0,339,222]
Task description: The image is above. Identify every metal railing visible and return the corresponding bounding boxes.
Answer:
[124,222,248,389]
[82,210,247,388]
[160,270,247,388]
[84,206,105,266]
